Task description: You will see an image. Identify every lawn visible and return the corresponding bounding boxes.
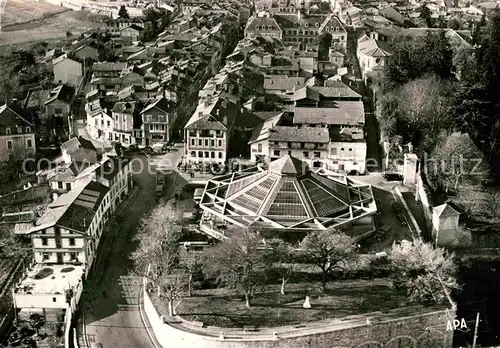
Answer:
[151,278,408,329]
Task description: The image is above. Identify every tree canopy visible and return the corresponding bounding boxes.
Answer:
[118,5,129,19]
[389,240,458,304]
[203,230,269,308]
[300,230,357,292]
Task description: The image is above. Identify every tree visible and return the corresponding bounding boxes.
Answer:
[266,239,296,295]
[118,5,129,19]
[419,31,453,80]
[447,18,461,30]
[484,191,500,223]
[420,4,433,28]
[158,272,187,316]
[427,133,486,192]
[300,230,357,292]
[130,201,182,281]
[388,240,458,304]
[204,230,269,308]
[28,313,45,335]
[472,13,486,46]
[184,253,202,297]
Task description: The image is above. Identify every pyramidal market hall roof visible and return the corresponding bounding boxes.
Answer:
[199,156,376,231]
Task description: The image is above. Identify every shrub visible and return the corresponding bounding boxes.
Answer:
[61,267,74,273]
[34,268,54,280]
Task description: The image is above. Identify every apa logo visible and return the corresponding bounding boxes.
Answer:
[446,318,468,331]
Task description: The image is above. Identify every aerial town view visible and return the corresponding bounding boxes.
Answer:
[0,0,499,347]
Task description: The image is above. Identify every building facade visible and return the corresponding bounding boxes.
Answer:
[0,104,36,162]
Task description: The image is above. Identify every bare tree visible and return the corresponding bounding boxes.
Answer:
[300,230,357,292]
[266,239,296,295]
[184,253,202,297]
[204,230,269,308]
[130,200,182,302]
[389,239,458,305]
[158,272,188,316]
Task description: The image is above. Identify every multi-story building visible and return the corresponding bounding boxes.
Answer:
[60,136,99,164]
[52,54,83,87]
[104,17,147,35]
[95,156,133,210]
[13,180,111,312]
[44,84,76,120]
[357,31,392,82]
[86,98,114,142]
[112,101,139,146]
[0,104,36,162]
[244,13,283,39]
[138,97,176,146]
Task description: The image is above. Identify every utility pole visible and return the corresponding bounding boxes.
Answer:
[472,311,480,348]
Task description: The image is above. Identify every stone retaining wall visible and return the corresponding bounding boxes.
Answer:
[142,284,455,348]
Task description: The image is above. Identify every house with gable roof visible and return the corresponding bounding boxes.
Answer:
[138,97,176,146]
[0,103,36,162]
[52,54,83,87]
[44,85,76,119]
[357,31,392,82]
[60,136,98,164]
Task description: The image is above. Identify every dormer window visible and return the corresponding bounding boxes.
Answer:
[26,127,31,133]
[5,128,10,135]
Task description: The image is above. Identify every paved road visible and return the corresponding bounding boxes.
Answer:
[82,156,158,348]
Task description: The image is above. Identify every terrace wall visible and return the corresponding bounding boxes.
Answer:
[142,281,455,348]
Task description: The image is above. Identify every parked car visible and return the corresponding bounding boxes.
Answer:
[141,146,153,156]
[383,173,403,181]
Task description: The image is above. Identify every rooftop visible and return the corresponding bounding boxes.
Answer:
[199,156,376,232]
[268,126,330,143]
[293,103,365,125]
[61,136,98,155]
[16,264,84,295]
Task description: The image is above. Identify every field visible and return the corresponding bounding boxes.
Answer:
[0,0,105,47]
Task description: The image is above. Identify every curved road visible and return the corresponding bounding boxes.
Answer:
[80,154,180,348]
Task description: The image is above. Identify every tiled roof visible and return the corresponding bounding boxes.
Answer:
[93,62,127,72]
[44,85,76,105]
[248,114,283,143]
[358,33,392,57]
[140,97,174,114]
[245,15,281,32]
[274,13,327,28]
[294,103,365,125]
[57,181,109,233]
[95,157,129,181]
[61,136,98,154]
[0,104,34,125]
[264,76,305,91]
[434,203,460,217]
[314,81,362,98]
[185,114,227,130]
[252,111,284,121]
[268,126,330,143]
[53,53,82,66]
[112,101,137,114]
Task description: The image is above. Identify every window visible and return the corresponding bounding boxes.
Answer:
[55,108,62,114]
[41,230,46,234]
[6,140,12,150]
[258,144,262,152]
[70,253,77,260]
[198,151,203,158]
[303,151,309,158]
[26,127,31,133]
[218,152,222,159]
[341,148,345,151]
[17,126,22,133]
[66,183,71,190]
[191,139,195,146]
[107,121,110,127]
[314,151,320,158]
[204,139,209,147]
[198,139,202,146]
[42,238,48,246]
[330,148,337,155]
[349,148,353,151]
[26,139,33,148]
[52,297,57,302]
[204,151,209,158]
[5,128,10,135]
[43,253,50,261]
[69,238,75,246]
[58,182,63,189]
[191,151,196,157]
[211,151,215,158]
[273,150,280,156]
[210,139,215,147]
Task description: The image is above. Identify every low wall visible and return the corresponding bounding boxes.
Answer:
[416,173,434,234]
[142,283,455,348]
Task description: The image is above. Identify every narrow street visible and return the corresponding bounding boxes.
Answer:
[80,156,157,348]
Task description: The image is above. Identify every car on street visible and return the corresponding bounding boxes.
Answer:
[383,173,403,181]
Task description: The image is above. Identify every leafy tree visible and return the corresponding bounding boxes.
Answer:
[316,32,332,61]
[472,13,486,46]
[447,18,461,30]
[204,230,269,308]
[300,230,357,292]
[420,4,433,28]
[389,240,458,304]
[381,36,420,91]
[266,239,296,295]
[420,31,453,80]
[484,191,500,223]
[427,133,486,192]
[118,5,129,19]
[28,313,45,335]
